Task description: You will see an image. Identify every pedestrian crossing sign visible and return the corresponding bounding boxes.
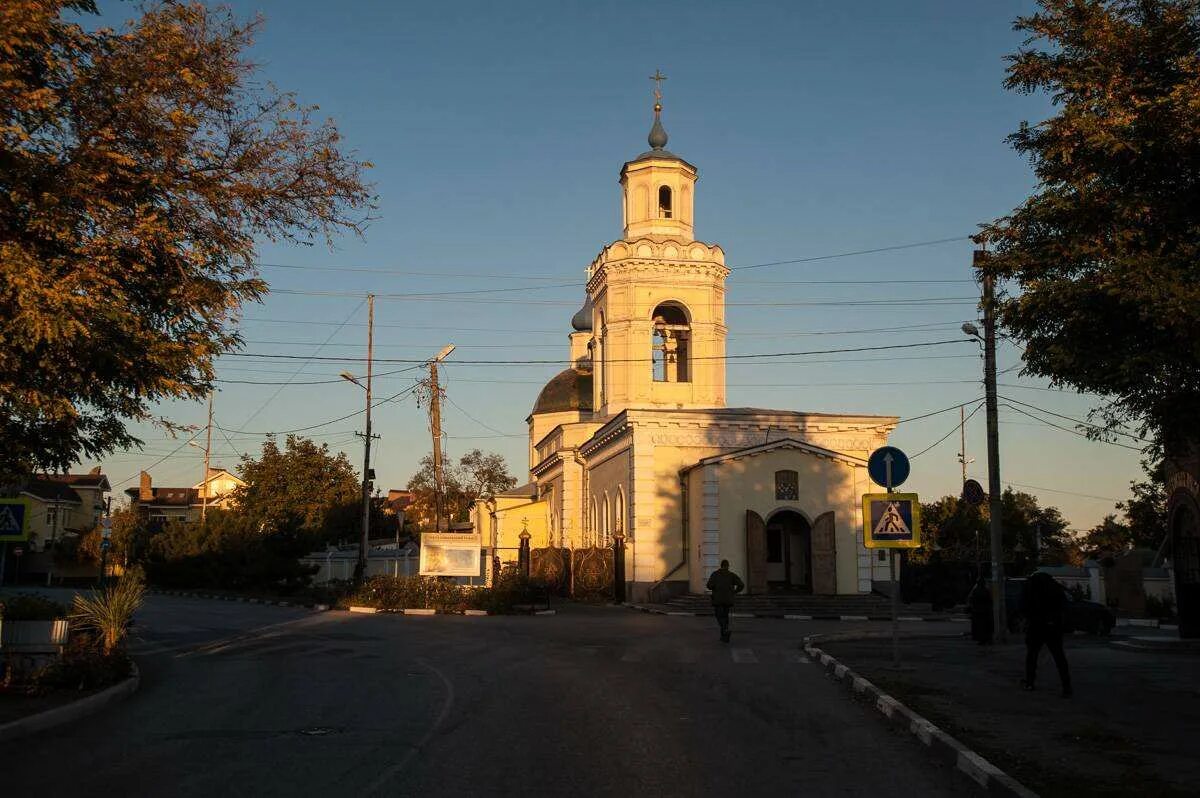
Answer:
[862,493,920,549]
[0,499,31,542]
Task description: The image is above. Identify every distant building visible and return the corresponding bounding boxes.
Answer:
[383,489,414,517]
[126,467,246,527]
[12,467,111,551]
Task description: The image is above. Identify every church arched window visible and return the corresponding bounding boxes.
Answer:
[651,301,691,383]
[590,497,598,547]
[658,185,673,219]
[601,493,611,547]
[614,487,625,535]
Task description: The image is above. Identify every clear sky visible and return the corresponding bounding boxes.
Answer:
[85,0,1147,530]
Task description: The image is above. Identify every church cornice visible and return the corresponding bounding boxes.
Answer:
[586,238,727,289]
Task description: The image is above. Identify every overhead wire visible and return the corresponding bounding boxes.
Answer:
[999,402,1143,452]
[910,402,985,458]
[222,338,970,366]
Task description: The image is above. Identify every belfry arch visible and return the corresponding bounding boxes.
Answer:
[651,301,691,383]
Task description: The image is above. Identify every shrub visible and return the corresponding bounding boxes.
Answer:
[28,635,132,692]
[1067,582,1091,601]
[0,593,69,621]
[71,574,146,655]
[348,571,537,613]
[1144,593,1176,620]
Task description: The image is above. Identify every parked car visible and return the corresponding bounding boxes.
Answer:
[1003,577,1115,635]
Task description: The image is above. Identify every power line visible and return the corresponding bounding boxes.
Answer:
[238,299,365,429]
[214,383,420,436]
[222,338,970,366]
[910,402,985,458]
[999,402,1143,452]
[999,394,1149,443]
[1003,480,1122,503]
[729,236,971,272]
[251,235,970,280]
[112,429,204,487]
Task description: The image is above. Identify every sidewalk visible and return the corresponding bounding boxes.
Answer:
[819,633,1200,797]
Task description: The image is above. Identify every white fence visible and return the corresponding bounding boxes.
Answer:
[300,551,418,583]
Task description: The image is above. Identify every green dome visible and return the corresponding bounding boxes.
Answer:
[532,368,593,415]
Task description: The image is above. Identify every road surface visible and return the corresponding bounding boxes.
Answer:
[0,593,975,796]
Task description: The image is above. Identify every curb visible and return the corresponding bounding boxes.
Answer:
[341,607,559,616]
[148,589,330,612]
[802,635,1037,797]
[0,662,140,742]
[622,603,965,623]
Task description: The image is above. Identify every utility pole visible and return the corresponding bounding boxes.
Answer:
[429,357,445,532]
[355,294,375,583]
[958,405,968,484]
[977,250,1007,641]
[201,391,213,523]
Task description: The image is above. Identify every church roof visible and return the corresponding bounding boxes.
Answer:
[571,296,593,332]
[531,367,593,416]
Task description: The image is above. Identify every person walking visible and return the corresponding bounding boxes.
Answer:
[967,576,994,644]
[706,559,745,643]
[1020,571,1072,697]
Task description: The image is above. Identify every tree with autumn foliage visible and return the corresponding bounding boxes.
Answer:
[979,0,1200,451]
[0,1,373,479]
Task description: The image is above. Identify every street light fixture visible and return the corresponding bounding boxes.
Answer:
[433,344,456,363]
[340,371,363,387]
[962,322,981,338]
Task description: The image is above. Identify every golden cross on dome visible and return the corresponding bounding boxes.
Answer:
[649,69,667,102]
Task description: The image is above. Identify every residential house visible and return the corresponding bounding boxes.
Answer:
[126,468,246,527]
[14,467,111,551]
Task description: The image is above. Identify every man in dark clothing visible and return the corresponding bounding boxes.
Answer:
[707,559,745,643]
[1020,571,1072,697]
[967,577,994,644]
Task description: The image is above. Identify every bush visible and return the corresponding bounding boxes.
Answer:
[26,636,132,692]
[1067,582,1091,601]
[1144,593,1176,620]
[0,593,69,621]
[348,569,538,613]
[71,574,146,655]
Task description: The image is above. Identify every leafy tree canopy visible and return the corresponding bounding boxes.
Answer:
[233,434,361,538]
[919,488,1080,569]
[0,1,373,478]
[405,449,517,530]
[979,0,1200,446]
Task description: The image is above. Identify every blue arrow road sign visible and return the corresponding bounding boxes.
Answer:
[868,446,910,490]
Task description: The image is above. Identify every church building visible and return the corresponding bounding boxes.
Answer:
[481,88,899,602]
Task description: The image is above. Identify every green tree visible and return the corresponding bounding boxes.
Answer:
[918,489,1079,569]
[404,449,516,530]
[0,1,373,479]
[234,435,361,542]
[78,505,149,565]
[1118,459,1169,549]
[979,0,1200,449]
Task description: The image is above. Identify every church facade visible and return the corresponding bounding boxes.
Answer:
[485,96,898,602]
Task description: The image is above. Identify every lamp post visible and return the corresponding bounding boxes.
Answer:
[425,344,455,532]
[963,251,1007,640]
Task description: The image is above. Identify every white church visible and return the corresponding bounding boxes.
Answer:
[479,91,899,603]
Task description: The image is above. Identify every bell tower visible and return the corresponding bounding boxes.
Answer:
[586,73,729,417]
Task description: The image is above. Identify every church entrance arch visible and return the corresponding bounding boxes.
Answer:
[765,509,812,592]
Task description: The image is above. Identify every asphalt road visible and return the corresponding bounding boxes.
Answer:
[1,593,977,797]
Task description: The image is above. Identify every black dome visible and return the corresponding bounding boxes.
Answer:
[532,368,593,415]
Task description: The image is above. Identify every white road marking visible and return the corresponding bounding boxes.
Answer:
[786,651,809,664]
[731,648,758,664]
[620,650,644,662]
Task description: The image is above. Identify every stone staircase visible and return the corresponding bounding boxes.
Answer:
[661,592,933,617]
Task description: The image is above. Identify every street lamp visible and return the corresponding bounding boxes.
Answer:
[962,322,981,339]
[340,371,362,387]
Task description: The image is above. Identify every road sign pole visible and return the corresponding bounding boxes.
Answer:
[886,471,899,667]
[0,541,6,588]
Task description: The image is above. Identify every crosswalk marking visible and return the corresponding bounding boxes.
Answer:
[785,651,809,664]
[731,648,758,664]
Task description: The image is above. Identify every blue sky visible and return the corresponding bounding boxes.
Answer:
[88,0,1146,530]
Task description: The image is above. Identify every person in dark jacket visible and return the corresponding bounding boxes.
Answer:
[1020,571,1072,697]
[706,559,745,643]
[967,577,994,644]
